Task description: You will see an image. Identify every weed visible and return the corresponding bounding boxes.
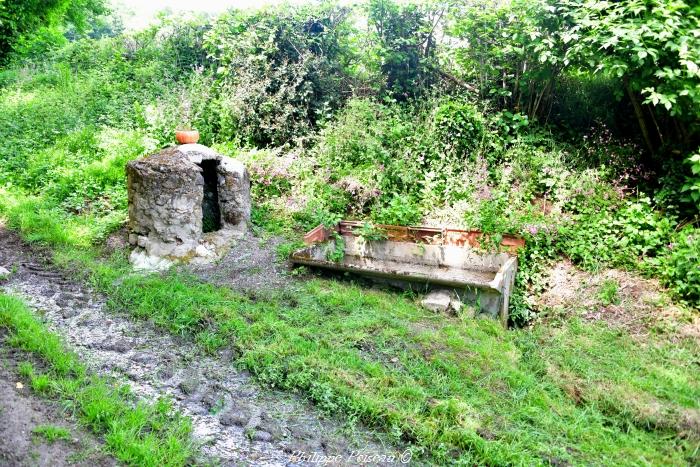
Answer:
[326,233,345,262]
[195,330,226,354]
[598,279,621,306]
[32,425,71,444]
[355,222,388,243]
[275,240,305,261]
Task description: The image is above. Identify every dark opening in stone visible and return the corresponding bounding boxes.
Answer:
[200,160,221,233]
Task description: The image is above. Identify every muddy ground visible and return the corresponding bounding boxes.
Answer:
[0,227,404,466]
[190,230,293,294]
[0,337,116,467]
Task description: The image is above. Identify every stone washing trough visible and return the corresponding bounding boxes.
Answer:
[291,221,524,326]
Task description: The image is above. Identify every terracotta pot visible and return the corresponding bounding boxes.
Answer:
[175,129,200,144]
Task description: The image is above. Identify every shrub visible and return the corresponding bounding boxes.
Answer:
[680,151,700,213]
[314,98,398,173]
[293,199,344,232]
[560,197,675,270]
[654,228,700,305]
[433,99,486,160]
[204,4,352,146]
[371,194,422,226]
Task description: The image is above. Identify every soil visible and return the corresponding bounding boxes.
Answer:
[0,340,115,467]
[536,260,700,342]
[188,230,294,295]
[0,227,403,466]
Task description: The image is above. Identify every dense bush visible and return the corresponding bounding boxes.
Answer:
[0,0,106,61]
[560,197,675,268]
[656,229,700,304]
[204,4,353,146]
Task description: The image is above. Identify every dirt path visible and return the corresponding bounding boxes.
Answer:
[0,228,401,466]
[190,231,293,294]
[537,259,700,342]
[0,340,115,467]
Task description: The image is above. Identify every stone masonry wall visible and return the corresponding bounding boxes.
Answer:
[126,144,250,269]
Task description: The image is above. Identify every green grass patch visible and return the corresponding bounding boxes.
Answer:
[598,279,621,306]
[32,425,72,444]
[0,294,195,467]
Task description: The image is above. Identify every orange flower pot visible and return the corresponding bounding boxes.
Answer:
[175,129,200,144]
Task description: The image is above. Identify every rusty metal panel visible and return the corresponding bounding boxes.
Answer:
[306,221,525,253]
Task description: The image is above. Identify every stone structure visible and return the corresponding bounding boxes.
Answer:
[127,144,250,269]
[291,221,521,326]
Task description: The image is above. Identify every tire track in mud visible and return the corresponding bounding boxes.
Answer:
[0,228,400,466]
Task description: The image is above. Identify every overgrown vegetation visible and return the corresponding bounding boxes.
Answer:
[0,0,698,463]
[0,294,195,466]
[1,0,696,320]
[1,195,698,465]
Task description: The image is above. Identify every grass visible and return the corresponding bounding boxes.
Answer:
[32,425,71,444]
[598,279,621,306]
[32,425,72,443]
[1,191,699,465]
[0,293,195,467]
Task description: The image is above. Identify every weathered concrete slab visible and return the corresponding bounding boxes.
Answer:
[291,222,521,326]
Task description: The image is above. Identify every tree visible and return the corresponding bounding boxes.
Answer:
[559,0,700,155]
[367,0,443,100]
[204,4,354,146]
[0,0,106,61]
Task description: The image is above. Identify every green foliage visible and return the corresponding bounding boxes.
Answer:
[466,194,511,236]
[326,232,346,262]
[275,240,305,261]
[560,197,675,270]
[204,4,353,146]
[681,151,700,206]
[0,3,698,462]
[29,234,700,464]
[2,179,699,463]
[598,279,621,306]
[0,0,106,61]
[355,222,388,242]
[195,330,226,354]
[367,0,439,100]
[433,99,486,159]
[303,202,343,230]
[560,0,700,118]
[371,194,422,226]
[0,0,696,323]
[654,228,700,305]
[450,0,567,120]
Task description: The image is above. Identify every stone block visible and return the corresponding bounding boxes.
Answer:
[421,290,453,312]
